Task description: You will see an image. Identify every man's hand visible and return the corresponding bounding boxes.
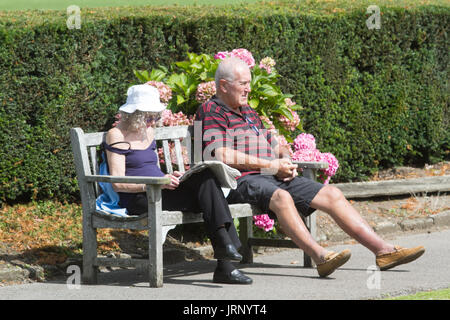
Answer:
[269,158,298,181]
[215,147,298,181]
[282,165,299,182]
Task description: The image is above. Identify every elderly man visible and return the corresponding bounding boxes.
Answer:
[195,56,425,278]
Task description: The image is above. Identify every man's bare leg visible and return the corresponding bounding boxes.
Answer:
[269,189,330,264]
[310,185,395,255]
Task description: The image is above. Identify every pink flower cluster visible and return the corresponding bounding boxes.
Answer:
[112,113,121,127]
[253,214,275,232]
[214,51,229,60]
[259,115,277,134]
[195,81,216,103]
[278,99,300,131]
[146,81,172,104]
[319,152,339,182]
[259,57,276,74]
[161,109,194,127]
[276,134,294,158]
[214,48,255,68]
[291,133,339,184]
[293,133,316,151]
[260,115,294,157]
[157,143,190,169]
[278,107,300,131]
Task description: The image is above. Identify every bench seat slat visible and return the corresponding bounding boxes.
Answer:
[92,203,262,229]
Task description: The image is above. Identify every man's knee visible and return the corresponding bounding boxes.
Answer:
[320,185,346,203]
[270,189,294,210]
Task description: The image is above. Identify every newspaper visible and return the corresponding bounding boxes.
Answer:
[179,160,241,189]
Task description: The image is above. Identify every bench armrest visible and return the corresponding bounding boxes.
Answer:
[85,175,171,185]
[292,161,329,170]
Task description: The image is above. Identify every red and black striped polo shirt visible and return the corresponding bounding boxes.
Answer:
[195,96,278,176]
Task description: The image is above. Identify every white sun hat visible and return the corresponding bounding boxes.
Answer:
[119,84,166,114]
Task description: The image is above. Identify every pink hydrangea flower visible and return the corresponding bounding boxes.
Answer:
[292,149,322,163]
[275,134,294,158]
[112,113,121,127]
[145,81,172,104]
[320,152,339,178]
[157,147,165,164]
[259,57,276,74]
[260,115,277,134]
[284,98,296,108]
[214,48,255,68]
[169,142,190,167]
[291,133,339,185]
[161,109,194,127]
[253,214,274,232]
[195,81,216,103]
[278,99,300,131]
[214,51,230,60]
[157,145,190,170]
[230,48,255,68]
[293,133,316,151]
[278,107,300,131]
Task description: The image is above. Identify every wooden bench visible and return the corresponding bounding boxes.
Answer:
[70,125,328,287]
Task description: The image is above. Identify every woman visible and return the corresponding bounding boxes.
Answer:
[104,84,252,285]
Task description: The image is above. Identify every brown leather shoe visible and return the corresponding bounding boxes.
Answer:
[317,249,351,278]
[376,245,425,271]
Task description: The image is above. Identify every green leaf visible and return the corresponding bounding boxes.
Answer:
[149,69,166,81]
[175,61,190,70]
[176,95,186,105]
[133,70,150,82]
[288,104,303,111]
[190,63,203,70]
[185,83,197,97]
[259,84,279,97]
[248,98,259,109]
[199,71,208,81]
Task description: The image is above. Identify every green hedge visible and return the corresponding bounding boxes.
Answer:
[0,1,448,203]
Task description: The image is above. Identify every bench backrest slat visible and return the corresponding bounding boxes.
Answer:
[173,139,185,174]
[162,140,173,174]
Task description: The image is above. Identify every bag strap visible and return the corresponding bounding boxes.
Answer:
[108,141,131,149]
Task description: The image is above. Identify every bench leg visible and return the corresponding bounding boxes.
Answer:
[147,186,163,288]
[302,168,318,268]
[303,214,316,268]
[239,217,253,264]
[82,216,98,284]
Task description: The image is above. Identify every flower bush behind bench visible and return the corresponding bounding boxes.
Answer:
[132,49,339,232]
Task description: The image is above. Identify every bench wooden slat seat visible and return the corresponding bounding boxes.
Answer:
[70,125,328,287]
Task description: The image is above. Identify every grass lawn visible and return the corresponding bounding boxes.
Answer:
[1,0,449,11]
[0,0,262,11]
[386,288,450,300]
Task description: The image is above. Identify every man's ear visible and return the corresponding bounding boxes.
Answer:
[218,79,228,94]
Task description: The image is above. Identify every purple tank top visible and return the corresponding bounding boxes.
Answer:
[102,140,165,208]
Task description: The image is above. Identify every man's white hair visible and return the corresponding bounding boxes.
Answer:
[215,56,250,90]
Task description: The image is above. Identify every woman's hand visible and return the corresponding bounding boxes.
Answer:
[162,171,183,190]
[172,171,184,179]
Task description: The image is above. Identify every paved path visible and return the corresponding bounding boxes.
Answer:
[1,229,449,300]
